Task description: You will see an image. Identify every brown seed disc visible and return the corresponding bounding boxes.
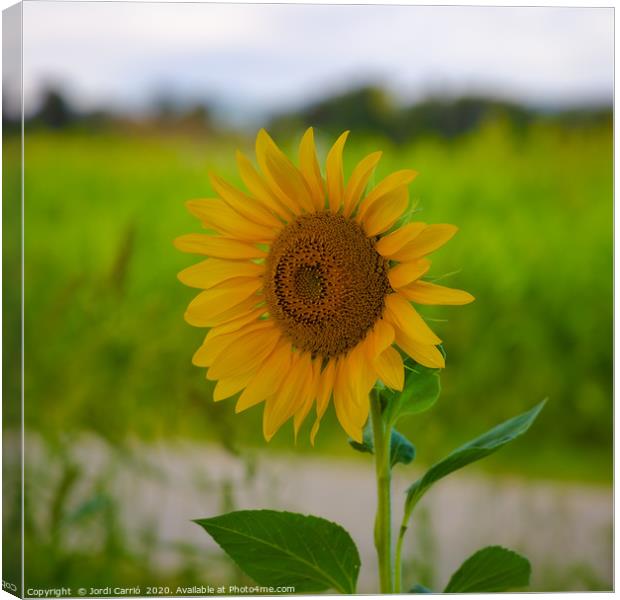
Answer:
[264,211,391,359]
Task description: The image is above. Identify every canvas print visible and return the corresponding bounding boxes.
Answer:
[2,1,613,597]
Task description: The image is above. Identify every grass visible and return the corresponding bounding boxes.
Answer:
[5,117,612,483]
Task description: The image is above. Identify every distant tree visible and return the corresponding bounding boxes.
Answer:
[270,85,398,138]
[395,96,532,142]
[149,95,213,133]
[2,91,20,134]
[269,88,542,143]
[152,95,178,121]
[180,104,212,127]
[546,106,612,129]
[36,88,74,128]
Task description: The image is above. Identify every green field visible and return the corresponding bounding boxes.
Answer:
[5,118,612,481]
[3,117,612,594]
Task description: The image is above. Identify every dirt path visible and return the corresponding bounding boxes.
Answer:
[28,438,613,592]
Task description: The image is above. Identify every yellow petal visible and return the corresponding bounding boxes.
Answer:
[199,296,263,329]
[213,370,255,402]
[178,259,263,289]
[333,353,372,443]
[394,334,445,369]
[184,279,261,327]
[193,319,271,368]
[236,150,293,221]
[326,131,349,213]
[261,357,299,440]
[361,185,409,237]
[366,319,395,360]
[207,326,280,380]
[400,280,475,305]
[356,169,417,221]
[209,172,282,228]
[310,359,337,446]
[174,234,267,260]
[374,346,404,390]
[186,199,275,242]
[343,151,382,217]
[256,129,314,214]
[261,398,279,442]
[236,342,292,413]
[349,341,378,406]
[384,293,441,345]
[375,222,427,258]
[399,224,458,259]
[204,307,267,340]
[294,358,321,437]
[388,259,431,290]
[263,352,313,441]
[299,128,325,211]
[332,359,359,442]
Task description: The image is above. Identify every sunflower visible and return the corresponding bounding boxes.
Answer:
[175,129,473,444]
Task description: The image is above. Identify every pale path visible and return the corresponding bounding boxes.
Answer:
[26,437,612,592]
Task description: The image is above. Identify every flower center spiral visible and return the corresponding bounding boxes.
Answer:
[264,212,391,359]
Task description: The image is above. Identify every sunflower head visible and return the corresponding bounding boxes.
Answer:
[175,128,474,444]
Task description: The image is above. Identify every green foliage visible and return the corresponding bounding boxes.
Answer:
[270,85,610,144]
[396,405,543,595]
[444,546,531,593]
[389,429,416,467]
[405,400,546,511]
[348,422,415,467]
[348,423,374,455]
[195,510,360,593]
[402,506,437,591]
[410,583,433,593]
[383,363,441,425]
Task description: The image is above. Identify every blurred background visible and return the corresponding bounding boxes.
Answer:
[3,2,613,593]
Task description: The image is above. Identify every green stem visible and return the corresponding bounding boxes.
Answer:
[394,500,415,593]
[370,391,393,593]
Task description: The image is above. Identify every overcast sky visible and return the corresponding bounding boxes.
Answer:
[21,2,614,123]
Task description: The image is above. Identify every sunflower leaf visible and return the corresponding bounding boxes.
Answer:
[390,429,416,467]
[348,422,374,455]
[383,362,441,425]
[410,583,434,593]
[194,510,360,594]
[444,546,531,592]
[349,422,415,467]
[404,400,547,514]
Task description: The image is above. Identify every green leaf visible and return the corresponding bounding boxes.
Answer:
[390,429,416,467]
[383,363,441,425]
[410,583,434,593]
[406,400,546,511]
[348,422,374,455]
[444,546,531,592]
[194,510,360,593]
[348,422,415,467]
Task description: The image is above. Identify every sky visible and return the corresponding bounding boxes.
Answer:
[21,2,614,124]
